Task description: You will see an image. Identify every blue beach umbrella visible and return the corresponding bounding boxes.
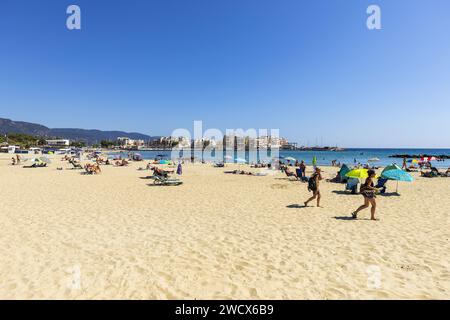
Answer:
[381,168,414,193]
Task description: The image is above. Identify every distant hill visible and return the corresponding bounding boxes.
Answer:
[0,118,158,144]
[0,118,49,136]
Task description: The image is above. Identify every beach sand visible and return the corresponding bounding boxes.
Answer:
[0,154,448,299]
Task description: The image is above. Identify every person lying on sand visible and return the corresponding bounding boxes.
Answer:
[115,159,129,167]
[84,163,101,174]
[224,170,255,175]
[151,166,176,178]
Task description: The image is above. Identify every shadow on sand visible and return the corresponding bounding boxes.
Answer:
[332,190,357,195]
[379,192,401,197]
[286,204,308,209]
[334,216,373,221]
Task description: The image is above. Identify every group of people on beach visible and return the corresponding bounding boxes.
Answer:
[302,166,380,221]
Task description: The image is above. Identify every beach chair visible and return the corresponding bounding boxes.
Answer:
[23,162,47,168]
[70,161,83,170]
[345,178,359,194]
[152,175,183,186]
[375,178,388,194]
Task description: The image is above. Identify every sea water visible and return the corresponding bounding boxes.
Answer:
[113,148,450,168]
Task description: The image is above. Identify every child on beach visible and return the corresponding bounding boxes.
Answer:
[304,167,323,207]
[351,169,379,220]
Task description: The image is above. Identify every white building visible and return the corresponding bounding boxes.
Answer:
[46,139,70,147]
[117,137,145,148]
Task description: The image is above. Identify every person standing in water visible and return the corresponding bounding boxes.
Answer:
[351,169,379,220]
[304,167,323,207]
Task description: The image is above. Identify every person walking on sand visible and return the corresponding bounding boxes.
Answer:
[304,167,323,207]
[402,157,407,170]
[351,169,379,221]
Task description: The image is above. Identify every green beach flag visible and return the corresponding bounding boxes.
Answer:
[312,156,317,167]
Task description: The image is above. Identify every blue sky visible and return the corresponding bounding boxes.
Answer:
[1,0,449,148]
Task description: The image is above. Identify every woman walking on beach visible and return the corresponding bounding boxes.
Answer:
[304,167,323,207]
[351,169,379,220]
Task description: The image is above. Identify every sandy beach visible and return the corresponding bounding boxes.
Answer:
[0,154,448,299]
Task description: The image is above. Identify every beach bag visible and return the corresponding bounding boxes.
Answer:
[307,175,317,192]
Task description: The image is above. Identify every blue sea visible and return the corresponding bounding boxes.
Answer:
[114,148,450,168]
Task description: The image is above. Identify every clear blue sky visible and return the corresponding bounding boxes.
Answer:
[1,0,449,148]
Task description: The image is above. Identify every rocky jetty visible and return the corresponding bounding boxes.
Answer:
[389,154,450,159]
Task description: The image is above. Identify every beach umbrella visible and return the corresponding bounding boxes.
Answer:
[339,164,351,180]
[39,157,51,164]
[345,169,372,179]
[381,164,402,174]
[381,168,414,182]
[159,160,169,164]
[368,157,380,162]
[381,168,414,193]
[285,156,296,162]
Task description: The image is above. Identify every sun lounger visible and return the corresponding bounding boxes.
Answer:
[152,175,183,186]
[69,161,83,169]
[23,163,47,168]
